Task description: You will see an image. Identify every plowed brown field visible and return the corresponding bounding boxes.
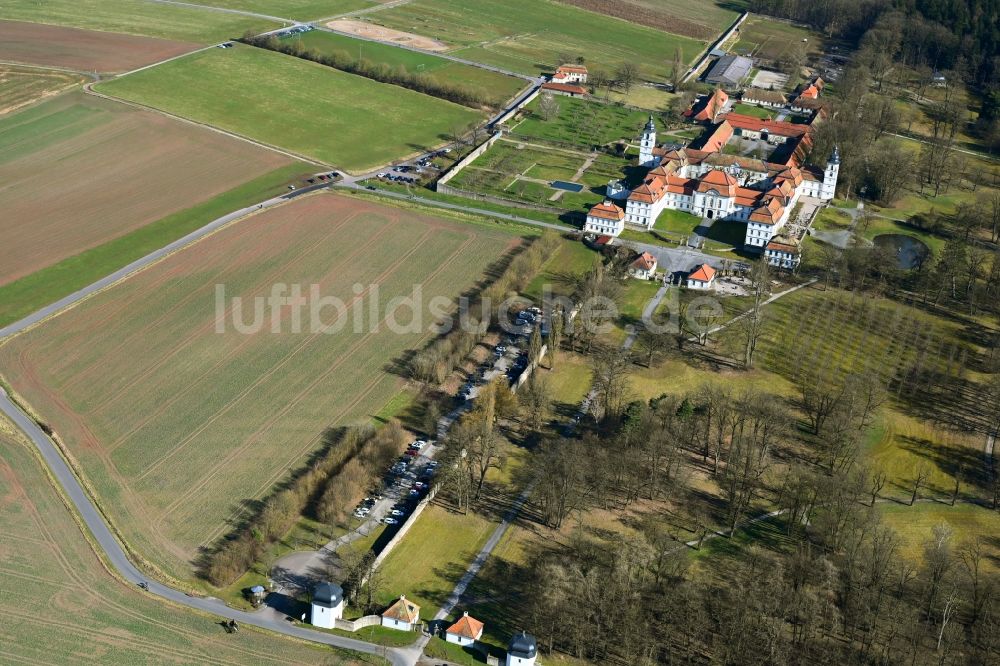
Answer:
[0,90,291,286]
[0,193,520,580]
[0,20,198,73]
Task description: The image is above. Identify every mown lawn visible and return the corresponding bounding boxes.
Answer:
[97,45,482,172]
[197,0,375,20]
[523,238,598,301]
[374,503,497,616]
[0,0,278,42]
[731,102,776,119]
[879,502,1000,573]
[285,30,526,107]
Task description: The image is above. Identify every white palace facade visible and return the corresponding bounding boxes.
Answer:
[585,108,840,251]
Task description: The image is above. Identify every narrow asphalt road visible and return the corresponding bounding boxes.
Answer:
[0,387,410,665]
[0,183,332,341]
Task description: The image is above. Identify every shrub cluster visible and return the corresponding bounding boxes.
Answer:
[314,421,407,525]
[203,425,388,586]
[408,231,562,384]
[241,34,491,109]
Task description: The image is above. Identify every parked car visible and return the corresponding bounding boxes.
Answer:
[391,509,406,517]
[383,517,398,525]
[410,440,427,450]
[404,448,419,457]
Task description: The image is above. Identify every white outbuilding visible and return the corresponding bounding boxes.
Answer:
[311,582,344,629]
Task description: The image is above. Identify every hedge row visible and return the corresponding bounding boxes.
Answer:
[241,34,491,109]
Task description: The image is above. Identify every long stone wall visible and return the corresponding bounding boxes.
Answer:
[683,11,750,83]
[436,132,500,188]
[334,615,382,632]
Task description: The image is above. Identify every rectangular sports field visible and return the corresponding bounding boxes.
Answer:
[0,193,520,580]
[0,20,198,74]
[0,90,293,288]
[358,0,705,78]
[0,63,85,116]
[0,418,372,664]
[97,45,483,172]
[285,30,527,107]
[0,0,279,43]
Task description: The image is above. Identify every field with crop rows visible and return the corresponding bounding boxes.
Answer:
[0,20,197,73]
[0,416,375,664]
[0,0,278,43]
[0,193,519,579]
[0,90,293,288]
[0,63,84,116]
[97,45,483,172]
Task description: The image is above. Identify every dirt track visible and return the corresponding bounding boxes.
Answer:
[0,20,198,73]
[325,19,449,52]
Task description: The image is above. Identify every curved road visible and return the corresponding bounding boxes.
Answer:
[0,387,413,666]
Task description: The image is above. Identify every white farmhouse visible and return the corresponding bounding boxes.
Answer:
[552,64,588,84]
[381,595,420,631]
[445,611,484,647]
[687,263,717,290]
[310,582,344,629]
[584,200,625,236]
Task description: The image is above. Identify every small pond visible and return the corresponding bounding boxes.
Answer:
[873,234,930,270]
[550,180,583,193]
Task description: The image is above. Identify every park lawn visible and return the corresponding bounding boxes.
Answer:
[366,0,705,79]
[812,207,852,231]
[0,194,520,581]
[857,215,945,254]
[285,30,526,107]
[731,102,776,119]
[523,238,599,301]
[865,407,985,501]
[96,45,482,172]
[511,95,650,148]
[0,64,84,115]
[878,502,1000,573]
[0,0,278,42]
[524,154,588,182]
[0,162,309,328]
[732,15,824,63]
[654,208,701,235]
[374,503,497,615]
[197,0,376,20]
[628,357,797,403]
[605,85,678,111]
[0,419,376,665]
[543,352,594,412]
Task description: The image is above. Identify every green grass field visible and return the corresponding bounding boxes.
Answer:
[731,102,777,119]
[879,502,1000,573]
[0,194,519,580]
[0,0,278,42]
[197,0,376,20]
[732,15,823,64]
[97,45,482,172]
[285,30,526,107]
[374,503,497,615]
[363,0,704,78]
[0,418,378,665]
[510,95,650,148]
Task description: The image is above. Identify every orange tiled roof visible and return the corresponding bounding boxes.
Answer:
[689,263,716,282]
[766,238,801,254]
[697,169,737,195]
[541,82,587,95]
[721,113,809,138]
[555,64,588,75]
[588,201,625,221]
[446,613,485,640]
[632,251,657,271]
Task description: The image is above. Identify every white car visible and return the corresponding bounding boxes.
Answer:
[383,517,398,525]
[410,440,426,450]
[391,509,406,517]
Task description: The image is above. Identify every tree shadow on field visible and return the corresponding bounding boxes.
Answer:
[381,250,524,383]
[898,434,989,494]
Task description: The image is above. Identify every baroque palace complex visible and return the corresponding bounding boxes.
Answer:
[584,86,840,252]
